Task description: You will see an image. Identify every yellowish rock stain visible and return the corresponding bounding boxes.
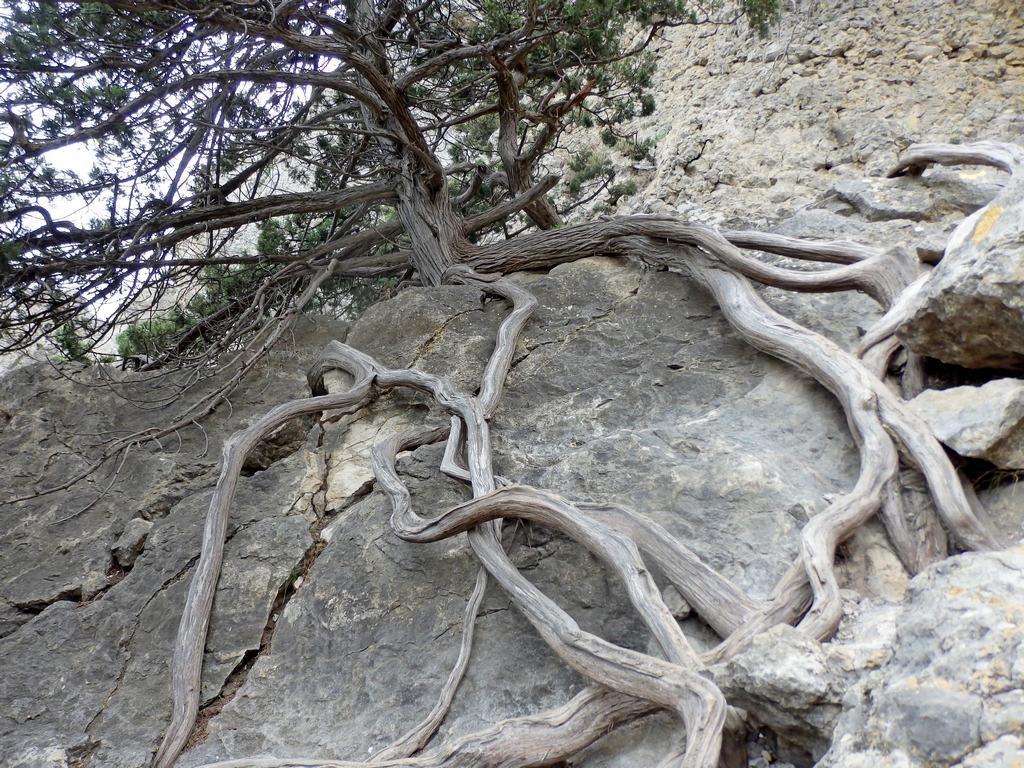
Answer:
[972,206,1004,242]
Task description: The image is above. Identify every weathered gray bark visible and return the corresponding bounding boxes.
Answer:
[493,65,564,230]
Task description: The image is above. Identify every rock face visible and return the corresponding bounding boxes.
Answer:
[608,0,1024,372]
[895,147,1024,369]
[710,624,845,763]
[611,0,1024,231]
[0,317,347,768]
[0,258,869,768]
[179,257,866,766]
[1,253,1020,767]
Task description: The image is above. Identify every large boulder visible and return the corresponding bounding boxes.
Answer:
[0,256,872,767]
[820,547,1024,768]
[896,144,1024,369]
[179,256,866,766]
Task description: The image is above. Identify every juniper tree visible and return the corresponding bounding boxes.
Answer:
[1,0,1011,766]
[0,0,753,360]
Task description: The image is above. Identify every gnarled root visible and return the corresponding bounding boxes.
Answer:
[161,209,1005,768]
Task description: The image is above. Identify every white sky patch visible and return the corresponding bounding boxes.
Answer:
[44,143,109,226]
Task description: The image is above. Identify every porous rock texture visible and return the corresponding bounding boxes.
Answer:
[819,548,1024,768]
[2,2,1024,768]
[601,0,1024,372]
[616,0,1023,228]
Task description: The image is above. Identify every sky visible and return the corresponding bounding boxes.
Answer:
[45,143,109,225]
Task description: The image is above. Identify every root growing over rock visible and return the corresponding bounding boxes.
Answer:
[156,145,1008,768]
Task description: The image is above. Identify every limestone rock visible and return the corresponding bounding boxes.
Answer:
[831,168,1003,224]
[710,624,844,763]
[112,517,154,568]
[877,685,983,764]
[914,229,951,263]
[896,150,1024,369]
[0,254,871,767]
[835,520,910,603]
[662,584,692,620]
[954,735,1024,768]
[821,548,1024,767]
[833,178,935,222]
[0,327,329,768]
[909,378,1024,469]
[178,256,864,764]
[621,0,1024,227]
[979,481,1024,545]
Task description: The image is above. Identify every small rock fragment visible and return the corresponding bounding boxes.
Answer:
[878,683,983,764]
[662,584,692,619]
[710,624,843,763]
[112,518,154,568]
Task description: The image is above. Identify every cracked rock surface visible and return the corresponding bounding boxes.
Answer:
[0,317,345,768]
[3,178,1022,767]
[820,547,1024,768]
[0,255,870,767]
[179,255,867,765]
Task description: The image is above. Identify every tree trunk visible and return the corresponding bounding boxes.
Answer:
[349,0,468,288]
[393,161,467,287]
[494,65,563,230]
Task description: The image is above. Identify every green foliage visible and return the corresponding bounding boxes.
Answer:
[743,0,781,36]
[111,206,403,363]
[114,260,283,361]
[625,137,657,162]
[53,319,91,362]
[567,150,616,197]
[608,180,638,204]
[600,130,656,163]
[0,240,17,274]
[256,220,288,259]
[311,275,401,319]
[116,314,187,359]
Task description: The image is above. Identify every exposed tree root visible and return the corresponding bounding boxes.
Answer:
[888,140,1024,177]
[371,567,489,762]
[191,687,657,768]
[722,229,880,264]
[154,370,380,768]
[578,502,758,639]
[159,144,1013,768]
[620,225,998,645]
